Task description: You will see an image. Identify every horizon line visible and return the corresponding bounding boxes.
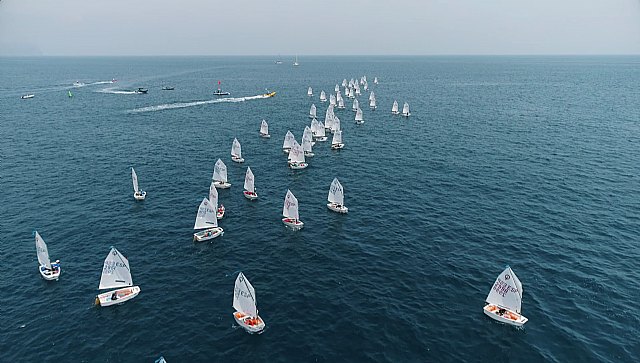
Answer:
[1,53,640,58]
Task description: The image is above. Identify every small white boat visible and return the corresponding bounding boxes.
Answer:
[309,104,317,119]
[293,55,299,66]
[35,231,61,281]
[313,120,328,142]
[282,189,303,229]
[352,99,359,112]
[21,94,35,99]
[131,167,146,200]
[374,77,378,84]
[355,108,364,124]
[233,272,266,334]
[307,86,313,97]
[95,247,140,307]
[213,159,231,188]
[331,116,341,134]
[209,181,225,220]
[283,130,296,153]
[335,84,340,93]
[392,100,400,115]
[302,135,314,157]
[320,91,327,103]
[327,178,348,213]
[342,79,347,87]
[337,97,346,110]
[324,105,335,131]
[331,130,344,150]
[348,88,355,99]
[193,197,224,242]
[243,167,258,200]
[288,140,308,169]
[402,102,411,117]
[303,126,315,146]
[231,138,245,163]
[369,97,377,110]
[355,86,361,96]
[217,204,226,219]
[329,94,336,107]
[73,81,85,87]
[155,357,167,363]
[483,266,528,327]
[369,92,375,101]
[259,119,271,138]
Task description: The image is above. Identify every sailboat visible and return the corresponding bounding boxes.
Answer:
[324,105,335,131]
[369,96,377,110]
[369,92,375,102]
[35,231,61,281]
[392,100,400,115]
[320,91,327,103]
[209,180,225,220]
[282,189,303,229]
[327,178,348,213]
[337,96,346,110]
[293,55,299,66]
[233,272,266,334]
[213,80,230,96]
[68,90,73,98]
[95,247,141,307]
[374,77,378,84]
[231,138,245,163]
[302,135,314,157]
[314,121,327,142]
[342,79,347,87]
[213,159,231,189]
[483,266,528,327]
[331,115,341,134]
[309,104,317,119]
[308,87,313,97]
[21,94,35,99]
[287,140,308,169]
[352,98,359,112]
[335,84,340,93]
[303,126,315,146]
[329,94,336,106]
[260,119,271,138]
[282,130,295,153]
[402,102,411,117]
[193,197,224,241]
[331,130,344,150]
[243,167,258,200]
[131,167,146,200]
[355,108,364,124]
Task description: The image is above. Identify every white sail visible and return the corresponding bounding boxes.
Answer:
[310,119,320,135]
[307,86,313,96]
[338,97,345,109]
[355,108,363,121]
[402,102,410,116]
[332,130,343,145]
[374,77,378,84]
[244,167,255,193]
[329,94,336,106]
[288,140,305,163]
[233,272,258,318]
[486,266,523,313]
[328,178,344,205]
[316,122,326,137]
[336,91,343,102]
[369,92,375,101]
[392,100,399,113]
[194,197,218,230]
[342,79,347,87]
[213,159,228,183]
[99,247,133,290]
[302,136,313,153]
[348,88,354,98]
[331,116,341,133]
[35,231,51,269]
[352,99,359,111]
[231,138,242,158]
[320,90,327,102]
[209,181,218,208]
[324,105,335,129]
[303,126,313,142]
[131,168,139,193]
[370,98,376,108]
[309,104,317,118]
[282,189,299,219]
[335,84,339,93]
[260,120,269,135]
[283,130,295,149]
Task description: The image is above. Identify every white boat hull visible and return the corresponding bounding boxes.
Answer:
[304,151,314,157]
[193,227,224,242]
[327,203,348,214]
[244,191,258,200]
[392,111,400,115]
[233,311,265,334]
[232,156,245,163]
[355,120,364,124]
[283,148,291,154]
[331,143,345,150]
[134,191,146,200]
[483,304,528,327]
[97,286,141,307]
[213,181,231,189]
[282,217,304,230]
[39,265,61,281]
[260,133,271,138]
[314,136,328,142]
[402,113,411,117]
[289,162,308,170]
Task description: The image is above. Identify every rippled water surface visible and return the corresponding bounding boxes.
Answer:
[1,56,639,362]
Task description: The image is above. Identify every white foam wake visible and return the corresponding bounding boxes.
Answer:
[98,87,137,95]
[129,94,270,113]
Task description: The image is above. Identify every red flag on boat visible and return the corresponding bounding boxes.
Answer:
[218,80,221,85]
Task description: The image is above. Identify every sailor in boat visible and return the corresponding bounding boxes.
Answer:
[111,291,118,301]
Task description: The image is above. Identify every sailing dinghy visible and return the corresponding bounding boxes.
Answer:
[231,138,245,163]
[335,84,340,93]
[283,130,295,154]
[374,77,378,84]
[233,272,266,334]
[303,126,316,146]
[327,178,348,213]
[329,94,336,107]
[402,102,411,117]
[483,266,528,327]
[209,181,225,220]
[193,197,224,241]
[260,120,271,138]
[314,121,328,142]
[320,90,327,103]
[35,231,61,281]
[308,87,313,97]
[337,96,346,109]
[392,100,400,115]
[213,159,231,189]
[287,140,308,169]
[355,108,364,124]
[282,189,303,229]
[96,247,140,307]
[243,167,258,200]
[352,99,359,112]
[131,167,146,200]
[309,104,317,119]
[331,130,344,150]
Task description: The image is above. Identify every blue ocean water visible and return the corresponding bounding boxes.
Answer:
[0,56,639,362]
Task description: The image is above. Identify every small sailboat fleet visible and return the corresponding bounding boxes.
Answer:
[308,86,313,97]
[96,247,140,307]
[331,130,344,150]
[282,189,303,229]
[483,266,528,327]
[213,159,231,188]
[231,138,245,163]
[355,108,364,124]
[392,100,400,115]
[35,231,61,281]
[282,130,295,153]
[287,140,308,169]
[243,167,258,200]
[260,119,270,138]
[233,272,266,334]
[320,90,327,103]
[402,102,411,117]
[131,167,146,200]
[327,178,348,213]
[193,197,224,241]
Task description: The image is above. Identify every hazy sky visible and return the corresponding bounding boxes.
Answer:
[1,0,639,56]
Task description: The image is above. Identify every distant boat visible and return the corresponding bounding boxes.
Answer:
[131,167,147,200]
[352,99,359,112]
[324,105,335,131]
[282,189,303,229]
[374,77,378,84]
[311,119,327,142]
[213,159,231,189]
[369,96,376,110]
[73,81,85,87]
[483,266,528,327]
[193,197,224,242]
[392,100,400,115]
[243,167,258,200]
[95,247,141,307]
[369,92,375,102]
[320,91,327,103]
[337,97,346,110]
[155,357,167,363]
[231,138,245,163]
[308,87,313,97]
[260,119,271,138]
[327,178,348,213]
[35,231,61,281]
[355,108,364,124]
[209,180,225,220]
[233,272,266,334]
[331,130,344,150]
[111,78,118,83]
[263,91,276,98]
[293,55,299,66]
[302,127,314,157]
[135,87,148,94]
[402,102,411,117]
[309,104,317,119]
[21,94,34,99]
[348,88,355,99]
[331,115,341,134]
[334,84,339,93]
[275,60,283,64]
[342,79,347,87]
[303,125,316,146]
[282,130,295,154]
[213,80,230,96]
[162,86,175,91]
[68,90,73,98]
[288,140,308,170]
[329,94,336,107]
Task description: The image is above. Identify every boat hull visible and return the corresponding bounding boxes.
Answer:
[234,312,265,334]
[232,156,245,163]
[304,151,315,157]
[402,113,411,117]
[282,218,304,230]
[260,133,271,138]
[314,136,328,142]
[355,120,364,124]
[97,286,141,307]
[217,206,225,219]
[327,203,348,214]
[289,162,308,170]
[134,191,146,201]
[331,143,345,150]
[244,191,258,200]
[213,181,231,189]
[193,227,224,242]
[21,95,35,99]
[39,265,61,281]
[483,304,528,327]
[283,148,291,154]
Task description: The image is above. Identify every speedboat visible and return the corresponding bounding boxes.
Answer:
[135,87,148,94]
[21,94,35,99]
[213,89,230,96]
[263,91,276,98]
[162,86,174,90]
